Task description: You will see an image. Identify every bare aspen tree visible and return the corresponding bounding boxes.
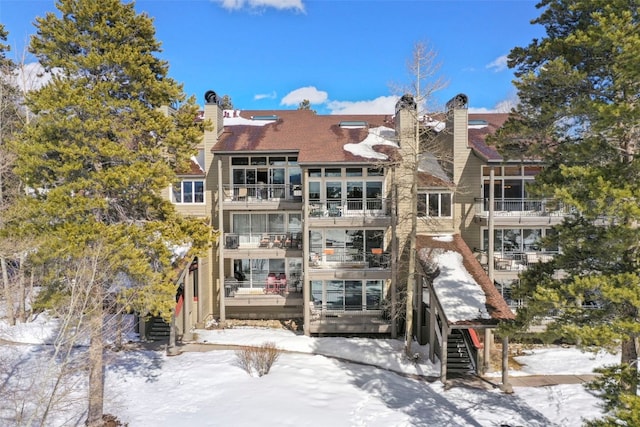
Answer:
[391,42,447,355]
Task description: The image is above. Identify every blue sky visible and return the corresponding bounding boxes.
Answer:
[0,0,545,114]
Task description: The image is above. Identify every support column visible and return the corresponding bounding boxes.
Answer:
[440,323,449,384]
[390,166,397,338]
[483,328,492,375]
[488,166,495,282]
[428,288,436,363]
[217,159,226,321]
[303,168,310,336]
[501,335,513,393]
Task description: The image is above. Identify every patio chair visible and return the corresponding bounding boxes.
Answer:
[236,187,248,201]
[277,273,287,293]
[266,273,277,293]
[259,234,271,248]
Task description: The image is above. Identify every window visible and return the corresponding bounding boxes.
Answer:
[233,258,286,289]
[417,192,452,217]
[310,279,384,311]
[483,228,558,253]
[232,213,299,235]
[173,180,204,204]
[309,229,383,263]
[481,165,540,203]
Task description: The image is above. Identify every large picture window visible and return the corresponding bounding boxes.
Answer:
[231,155,300,199]
[309,229,384,264]
[172,180,204,204]
[311,279,384,311]
[483,227,558,253]
[417,192,452,217]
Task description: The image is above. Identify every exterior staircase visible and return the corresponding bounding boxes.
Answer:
[446,329,477,376]
[146,316,170,341]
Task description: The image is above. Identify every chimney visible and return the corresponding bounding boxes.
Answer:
[444,93,469,185]
[394,94,417,148]
[204,90,224,138]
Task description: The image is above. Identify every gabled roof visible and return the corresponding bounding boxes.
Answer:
[467,113,509,162]
[177,157,206,177]
[417,234,515,326]
[212,110,397,164]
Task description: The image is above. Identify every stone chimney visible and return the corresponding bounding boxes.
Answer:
[445,93,469,185]
[394,94,417,148]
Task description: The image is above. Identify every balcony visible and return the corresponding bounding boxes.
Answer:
[309,309,391,334]
[222,184,302,209]
[474,198,567,226]
[485,251,557,273]
[223,276,304,314]
[308,198,391,227]
[224,232,303,251]
[309,249,391,270]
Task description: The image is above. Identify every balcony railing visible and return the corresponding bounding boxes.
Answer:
[224,276,303,297]
[222,184,302,202]
[224,232,303,250]
[489,251,557,272]
[308,198,390,218]
[475,198,567,217]
[309,249,390,269]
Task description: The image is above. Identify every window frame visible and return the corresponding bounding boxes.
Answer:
[172,179,205,204]
[417,191,452,218]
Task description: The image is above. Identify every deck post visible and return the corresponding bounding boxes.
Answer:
[501,335,513,393]
[218,158,226,321]
[303,169,311,336]
[483,328,492,374]
[440,323,449,383]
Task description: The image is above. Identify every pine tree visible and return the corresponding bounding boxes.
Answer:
[0,24,27,326]
[220,94,234,110]
[491,0,640,415]
[12,1,212,425]
[297,98,311,110]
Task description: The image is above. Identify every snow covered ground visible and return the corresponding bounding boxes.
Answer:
[0,315,618,427]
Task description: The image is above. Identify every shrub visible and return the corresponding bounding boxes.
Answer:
[235,342,282,377]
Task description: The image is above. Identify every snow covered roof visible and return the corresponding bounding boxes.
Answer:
[417,234,515,326]
[417,152,452,185]
[343,126,398,160]
[213,110,397,163]
[223,110,278,126]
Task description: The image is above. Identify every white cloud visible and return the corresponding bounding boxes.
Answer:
[254,91,277,100]
[215,0,305,12]
[486,55,508,72]
[280,86,328,106]
[468,107,495,114]
[326,95,398,115]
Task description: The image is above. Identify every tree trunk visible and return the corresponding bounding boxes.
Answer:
[620,337,638,394]
[86,296,105,426]
[17,252,26,322]
[115,307,123,351]
[1,256,15,325]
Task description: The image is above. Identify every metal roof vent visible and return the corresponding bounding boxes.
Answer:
[339,121,368,129]
[468,119,488,127]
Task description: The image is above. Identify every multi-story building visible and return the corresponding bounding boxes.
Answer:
[165,90,564,381]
